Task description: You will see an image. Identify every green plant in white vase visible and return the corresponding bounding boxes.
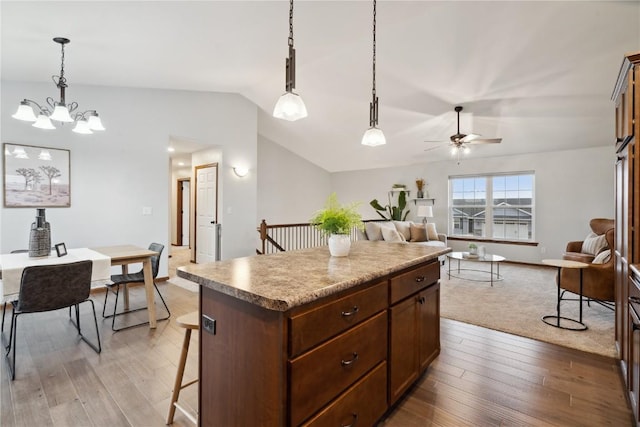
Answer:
[468,242,478,255]
[311,193,364,257]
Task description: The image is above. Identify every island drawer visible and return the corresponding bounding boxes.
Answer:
[390,260,439,304]
[301,361,387,427]
[289,311,387,426]
[289,280,387,357]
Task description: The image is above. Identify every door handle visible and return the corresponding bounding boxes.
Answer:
[210,221,216,224]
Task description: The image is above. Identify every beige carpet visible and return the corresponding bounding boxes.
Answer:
[440,261,616,358]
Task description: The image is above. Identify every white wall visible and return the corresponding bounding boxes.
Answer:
[331,146,614,264]
[257,135,331,223]
[1,81,258,274]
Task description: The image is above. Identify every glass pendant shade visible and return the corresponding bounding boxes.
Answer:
[87,114,105,131]
[72,119,93,134]
[32,114,56,130]
[273,91,308,121]
[361,126,386,147]
[12,102,38,122]
[50,104,74,122]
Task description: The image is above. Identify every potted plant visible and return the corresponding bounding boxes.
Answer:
[370,190,410,221]
[468,242,478,255]
[311,193,364,257]
[415,178,426,198]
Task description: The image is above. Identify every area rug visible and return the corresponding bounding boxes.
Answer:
[440,262,616,358]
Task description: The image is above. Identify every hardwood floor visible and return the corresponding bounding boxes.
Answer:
[1,260,634,426]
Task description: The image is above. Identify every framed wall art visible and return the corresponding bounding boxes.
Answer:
[3,143,71,208]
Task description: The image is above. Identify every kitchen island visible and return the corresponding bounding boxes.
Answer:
[178,241,450,426]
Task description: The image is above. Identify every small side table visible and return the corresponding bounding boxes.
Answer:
[541,259,589,331]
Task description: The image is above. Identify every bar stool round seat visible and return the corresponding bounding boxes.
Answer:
[167,311,199,425]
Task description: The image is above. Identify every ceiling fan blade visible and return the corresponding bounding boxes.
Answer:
[460,133,481,143]
[424,144,447,152]
[468,138,502,144]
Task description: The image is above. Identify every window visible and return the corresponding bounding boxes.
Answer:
[449,172,534,241]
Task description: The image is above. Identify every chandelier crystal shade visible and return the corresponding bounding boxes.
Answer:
[361,0,386,147]
[12,37,105,134]
[273,0,307,121]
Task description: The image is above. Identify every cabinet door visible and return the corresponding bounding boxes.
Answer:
[389,295,419,405]
[629,301,640,421]
[418,283,440,372]
[616,152,629,359]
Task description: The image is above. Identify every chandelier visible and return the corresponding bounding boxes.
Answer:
[273,0,307,121]
[12,37,105,134]
[361,0,386,147]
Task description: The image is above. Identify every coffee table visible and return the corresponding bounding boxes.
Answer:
[446,251,506,286]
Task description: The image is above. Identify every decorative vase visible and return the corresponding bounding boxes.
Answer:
[29,208,51,258]
[417,190,424,199]
[469,246,478,256]
[328,234,351,257]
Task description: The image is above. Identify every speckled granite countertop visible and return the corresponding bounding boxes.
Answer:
[177,241,450,311]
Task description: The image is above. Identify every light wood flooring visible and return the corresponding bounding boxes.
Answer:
[0,247,634,426]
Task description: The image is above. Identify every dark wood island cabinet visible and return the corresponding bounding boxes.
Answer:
[178,241,450,426]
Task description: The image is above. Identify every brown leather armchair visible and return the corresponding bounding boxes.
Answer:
[559,218,614,304]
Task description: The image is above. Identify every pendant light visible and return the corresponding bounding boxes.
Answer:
[361,0,386,147]
[273,0,307,121]
[12,37,105,134]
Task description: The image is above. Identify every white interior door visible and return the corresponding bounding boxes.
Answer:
[182,181,190,246]
[196,165,218,263]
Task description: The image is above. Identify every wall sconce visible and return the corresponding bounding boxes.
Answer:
[233,166,249,177]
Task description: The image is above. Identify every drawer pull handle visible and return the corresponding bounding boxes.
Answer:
[341,306,359,317]
[341,352,359,367]
[341,413,358,427]
[415,276,425,283]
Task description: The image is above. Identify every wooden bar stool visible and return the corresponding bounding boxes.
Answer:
[167,311,199,425]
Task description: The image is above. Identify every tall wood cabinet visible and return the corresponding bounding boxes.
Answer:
[614,51,640,425]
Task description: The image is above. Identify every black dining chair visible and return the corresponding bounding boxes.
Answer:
[102,242,170,331]
[1,260,101,380]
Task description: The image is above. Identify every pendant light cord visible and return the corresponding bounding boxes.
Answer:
[288,0,294,47]
[372,0,377,100]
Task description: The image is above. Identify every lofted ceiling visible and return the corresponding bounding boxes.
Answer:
[1,1,638,172]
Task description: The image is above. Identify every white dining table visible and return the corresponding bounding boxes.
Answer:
[0,248,112,302]
[0,245,160,328]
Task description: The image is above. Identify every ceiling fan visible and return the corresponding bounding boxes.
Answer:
[424,105,502,163]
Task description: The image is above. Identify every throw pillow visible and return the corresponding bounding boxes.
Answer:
[365,222,395,241]
[381,227,405,242]
[426,223,439,241]
[593,249,611,264]
[393,221,412,241]
[581,233,607,255]
[409,222,428,242]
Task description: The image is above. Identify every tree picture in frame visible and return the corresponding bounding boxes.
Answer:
[3,143,70,207]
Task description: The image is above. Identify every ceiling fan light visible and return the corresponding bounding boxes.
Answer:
[361,126,386,147]
[87,113,106,131]
[273,91,308,121]
[32,114,56,130]
[12,102,38,122]
[450,146,458,156]
[50,103,74,122]
[463,146,471,154]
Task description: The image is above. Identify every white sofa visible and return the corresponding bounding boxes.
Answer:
[357,220,447,248]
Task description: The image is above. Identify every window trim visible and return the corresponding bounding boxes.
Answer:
[448,171,535,242]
